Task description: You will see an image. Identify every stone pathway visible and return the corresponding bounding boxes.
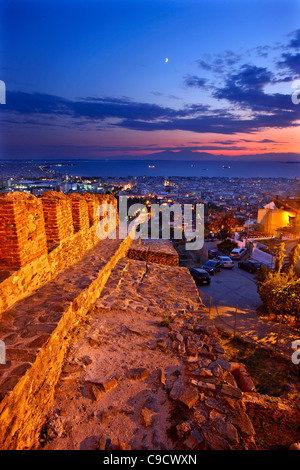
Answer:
[40,258,256,450]
[0,237,129,400]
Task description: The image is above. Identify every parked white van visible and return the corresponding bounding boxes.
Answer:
[230,247,247,260]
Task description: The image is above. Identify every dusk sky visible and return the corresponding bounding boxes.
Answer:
[1,0,300,160]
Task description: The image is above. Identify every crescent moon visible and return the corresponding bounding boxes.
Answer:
[165,58,168,63]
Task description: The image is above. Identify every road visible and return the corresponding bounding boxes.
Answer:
[198,261,261,313]
[196,242,300,359]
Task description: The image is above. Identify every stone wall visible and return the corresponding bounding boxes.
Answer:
[127,239,179,266]
[0,191,118,316]
[0,233,134,449]
[0,192,48,268]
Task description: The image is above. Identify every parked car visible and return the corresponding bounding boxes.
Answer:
[208,249,223,259]
[217,256,234,269]
[238,259,262,273]
[189,268,211,285]
[230,247,247,260]
[202,259,222,275]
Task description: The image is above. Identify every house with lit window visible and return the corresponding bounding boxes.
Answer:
[257,198,300,239]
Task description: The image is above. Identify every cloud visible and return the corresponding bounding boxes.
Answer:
[251,45,271,59]
[4,91,202,122]
[228,64,273,90]
[3,57,299,141]
[288,28,300,50]
[196,31,300,82]
[167,94,182,100]
[45,143,250,153]
[69,96,185,121]
[213,64,296,115]
[115,111,297,135]
[4,91,70,115]
[183,75,207,89]
[276,29,300,76]
[278,51,300,75]
[196,50,242,74]
[196,59,212,71]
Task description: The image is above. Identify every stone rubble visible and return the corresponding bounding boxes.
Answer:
[41,255,257,450]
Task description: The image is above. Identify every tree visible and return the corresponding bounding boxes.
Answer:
[274,243,286,274]
[273,277,300,321]
[257,272,286,316]
[257,271,300,321]
[209,212,237,239]
[286,243,300,279]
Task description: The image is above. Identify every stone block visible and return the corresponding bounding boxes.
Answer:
[0,192,47,268]
[41,191,73,244]
[126,367,151,380]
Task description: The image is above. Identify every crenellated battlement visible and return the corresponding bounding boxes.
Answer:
[0,191,118,315]
[0,192,48,268]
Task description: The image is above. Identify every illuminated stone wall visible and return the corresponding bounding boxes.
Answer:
[0,192,48,268]
[0,236,134,449]
[0,191,119,316]
[127,239,179,266]
[0,191,129,449]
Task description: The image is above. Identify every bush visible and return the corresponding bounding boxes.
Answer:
[255,265,270,283]
[257,272,300,321]
[273,278,300,319]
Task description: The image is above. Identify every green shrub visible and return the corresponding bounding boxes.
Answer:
[273,277,300,319]
[257,272,300,321]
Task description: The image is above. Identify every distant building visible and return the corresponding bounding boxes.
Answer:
[55,183,73,193]
[257,198,300,238]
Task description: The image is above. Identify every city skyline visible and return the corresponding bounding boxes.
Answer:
[1,0,300,161]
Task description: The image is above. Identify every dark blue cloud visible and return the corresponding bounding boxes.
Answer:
[183,75,207,89]
[115,109,298,134]
[196,50,242,74]
[4,91,70,115]
[213,64,296,114]
[3,58,299,139]
[5,91,207,122]
[278,51,300,75]
[228,64,273,90]
[196,59,212,71]
[276,29,300,76]
[288,28,300,50]
[46,143,249,153]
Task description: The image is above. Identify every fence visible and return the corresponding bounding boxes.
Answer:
[206,295,300,360]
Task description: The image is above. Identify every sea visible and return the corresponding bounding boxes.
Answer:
[48,159,300,179]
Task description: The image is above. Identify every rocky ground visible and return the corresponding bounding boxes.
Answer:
[38,258,256,450]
